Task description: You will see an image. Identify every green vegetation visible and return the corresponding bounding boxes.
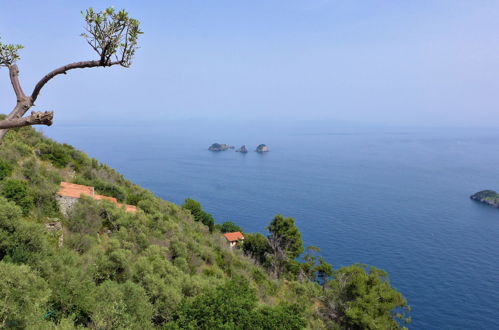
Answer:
[182,198,215,232]
[0,125,410,329]
[470,190,499,207]
[215,221,243,233]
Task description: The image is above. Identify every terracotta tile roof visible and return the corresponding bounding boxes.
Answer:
[60,182,94,195]
[57,182,137,213]
[116,203,138,213]
[223,232,244,242]
[57,182,94,199]
[94,195,118,203]
[124,205,137,213]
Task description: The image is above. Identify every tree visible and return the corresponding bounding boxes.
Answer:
[316,256,333,291]
[319,264,410,330]
[241,233,271,265]
[267,214,304,277]
[216,221,243,233]
[267,214,303,259]
[0,7,142,142]
[182,198,215,231]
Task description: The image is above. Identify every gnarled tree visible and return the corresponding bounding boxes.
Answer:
[0,7,142,142]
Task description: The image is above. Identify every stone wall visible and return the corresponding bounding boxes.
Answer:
[56,195,79,216]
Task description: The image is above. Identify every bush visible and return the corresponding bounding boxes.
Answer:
[0,179,33,214]
[38,142,72,168]
[171,277,306,329]
[0,262,51,329]
[91,281,154,329]
[0,159,13,180]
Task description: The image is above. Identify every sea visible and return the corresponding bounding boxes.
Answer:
[44,121,499,330]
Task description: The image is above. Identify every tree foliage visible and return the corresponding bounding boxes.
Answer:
[182,198,215,231]
[216,221,243,233]
[268,214,304,259]
[242,232,271,265]
[0,159,13,180]
[81,7,142,67]
[171,277,305,329]
[0,37,23,67]
[1,179,33,214]
[0,262,50,328]
[320,264,410,329]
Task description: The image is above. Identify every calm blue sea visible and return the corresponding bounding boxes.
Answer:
[45,122,499,329]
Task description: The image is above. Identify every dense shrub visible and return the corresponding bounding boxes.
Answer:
[38,142,72,168]
[0,159,13,180]
[0,262,51,329]
[0,179,34,214]
[171,277,306,329]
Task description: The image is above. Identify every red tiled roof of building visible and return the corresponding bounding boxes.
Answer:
[57,182,137,213]
[57,188,93,199]
[223,232,244,242]
[94,195,118,203]
[57,182,94,199]
[124,205,137,212]
[60,182,94,195]
[116,203,138,213]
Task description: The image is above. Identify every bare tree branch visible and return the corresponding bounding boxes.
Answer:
[8,64,26,100]
[0,111,53,129]
[31,60,121,102]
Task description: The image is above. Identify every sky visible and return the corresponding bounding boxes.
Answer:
[1,0,499,127]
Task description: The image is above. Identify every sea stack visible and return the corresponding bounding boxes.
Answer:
[256,144,269,153]
[236,145,248,153]
[208,143,233,151]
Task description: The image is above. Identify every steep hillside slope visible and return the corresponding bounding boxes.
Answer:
[0,125,409,329]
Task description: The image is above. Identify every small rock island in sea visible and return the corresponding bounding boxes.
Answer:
[256,144,269,153]
[208,143,234,151]
[236,145,248,153]
[470,190,499,208]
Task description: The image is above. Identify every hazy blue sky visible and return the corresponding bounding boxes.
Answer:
[1,0,499,127]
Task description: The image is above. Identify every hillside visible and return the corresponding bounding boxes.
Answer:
[0,125,409,329]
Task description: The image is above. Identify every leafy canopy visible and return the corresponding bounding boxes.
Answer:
[182,198,215,231]
[0,37,23,67]
[217,221,243,233]
[268,214,304,259]
[321,264,410,329]
[81,7,142,67]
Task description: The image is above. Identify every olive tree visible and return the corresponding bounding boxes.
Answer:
[0,7,142,142]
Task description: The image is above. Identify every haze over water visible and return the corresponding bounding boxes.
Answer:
[45,122,499,330]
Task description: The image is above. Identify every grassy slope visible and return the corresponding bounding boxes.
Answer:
[0,126,322,329]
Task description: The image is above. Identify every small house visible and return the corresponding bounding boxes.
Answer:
[223,231,244,248]
[56,182,137,215]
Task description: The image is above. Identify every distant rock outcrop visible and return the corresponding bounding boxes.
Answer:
[256,144,269,153]
[470,190,499,208]
[236,145,248,153]
[208,143,233,151]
